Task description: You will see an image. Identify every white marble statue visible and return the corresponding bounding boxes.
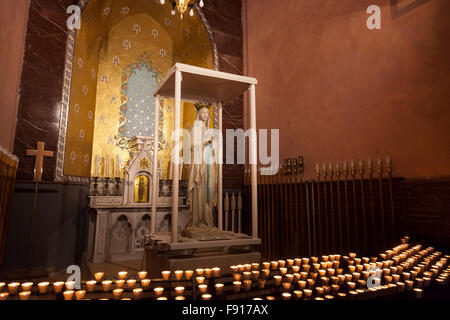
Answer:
[182,104,222,238]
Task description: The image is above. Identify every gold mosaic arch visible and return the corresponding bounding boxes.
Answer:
[56,0,217,181]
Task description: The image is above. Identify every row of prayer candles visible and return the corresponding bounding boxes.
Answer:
[1,241,449,300]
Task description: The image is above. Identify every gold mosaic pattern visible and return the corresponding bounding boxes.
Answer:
[63,0,214,178]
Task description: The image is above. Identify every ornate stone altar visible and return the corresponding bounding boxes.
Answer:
[88,136,189,263]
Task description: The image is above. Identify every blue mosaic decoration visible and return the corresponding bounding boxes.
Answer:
[117,52,164,151]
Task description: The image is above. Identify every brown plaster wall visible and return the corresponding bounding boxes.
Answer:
[0,0,30,152]
[244,0,450,179]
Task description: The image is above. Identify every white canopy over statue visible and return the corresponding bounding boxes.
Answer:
[151,62,259,249]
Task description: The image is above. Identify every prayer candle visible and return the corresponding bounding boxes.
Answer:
[94,272,104,282]
[63,290,74,300]
[215,283,224,295]
[162,271,171,280]
[53,282,64,294]
[7,282,19,295]
[113,289,123,300]
[154,287,164,296]
[75,290,86,300]
[127,279,136,289]
[282,292,291,300]
[141,279,151,289]
[174,270,183,280]
[0,293,9,300]
[86,280,96,292]
[185,270,194,280]
[118,271,128,280]
[138,271,147,280]
[19,291,31,301]
[133,288,143,300]
[175,286,185,295]
[38,282,49,294]
[102,280,112,292]
[198,284,208,294]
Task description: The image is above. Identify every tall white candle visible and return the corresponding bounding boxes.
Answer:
[106,155,110,178]
[95,155,99,177]
[116,155,120,178]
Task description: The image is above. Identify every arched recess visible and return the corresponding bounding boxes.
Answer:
[56,0,216,181]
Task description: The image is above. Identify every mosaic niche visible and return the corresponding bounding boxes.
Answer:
[117,52,165,154]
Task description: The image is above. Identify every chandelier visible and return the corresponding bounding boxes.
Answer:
[159,0,205,19]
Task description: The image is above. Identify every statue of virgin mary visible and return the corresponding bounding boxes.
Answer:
[182,103,223,238]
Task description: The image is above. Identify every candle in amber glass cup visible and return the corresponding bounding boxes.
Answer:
[21,282,33,291]
[63,290,74,300]
[138,271,147,280]
[157,297,167,300]
[118,271,128,280]
[262,262,270,270]
[115,280,125,288]
[237,265,245,272]
[243,271,251,280]
[127,279,136,289]
[102,280,112,292]
[212,267,221,277]
[298,280,307,289]
[215,283,224,295]
[205,268,213,278]
[162,271,171,280]
[287,259,294,268]
[19,291,31,301]
[94,272,104,282]
[282,282,291,291]
[262,269,270,279]
[243,280,252,291]
[244,264,252,271]
[280,267,287,275]
[84,280,96,293]
[293,290,303,299]
[233,273,242,281]
[294,258,301,266]
[175,295,185,300]
[133,288,143,300]
[141,279,151,289]
[65,281,76,291]
[198,284,208,294]
[292,265,300,273]
[38,282,49,294]
[273,275,282,286]
[175,286,185,295]
[285,274,294,283]
[196,276,205,284]
[113,289,123,300]
[282,292,291,300]
[174,270,183,281]
[252,263,259,270]
[252,270,260,280]
[270,261,278,270]
[75,290,86,300]
[202,294,212,300]
[185,270,194,280]
[154,287,164,296]
[53,281,64,294]
[0,292,9,300]
[278,260,286,268]
[233,281,241,293]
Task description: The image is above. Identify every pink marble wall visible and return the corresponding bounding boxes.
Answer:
[0,0,30,152]
[244,0,450,179]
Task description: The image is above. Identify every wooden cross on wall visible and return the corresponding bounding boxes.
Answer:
[26,141,54,182]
